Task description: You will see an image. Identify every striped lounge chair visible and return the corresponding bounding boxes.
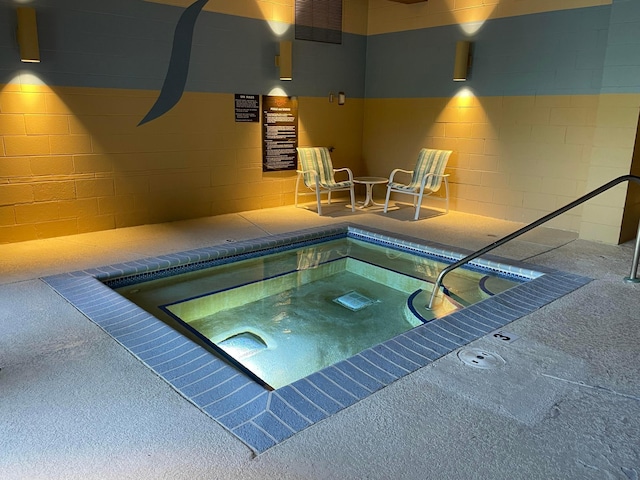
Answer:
[383,148,452,220]
[295,147,355,216]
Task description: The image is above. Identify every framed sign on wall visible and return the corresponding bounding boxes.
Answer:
[235,94,259,122]
[262,95,299,172]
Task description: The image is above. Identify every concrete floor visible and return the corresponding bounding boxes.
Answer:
[1,202,639,479]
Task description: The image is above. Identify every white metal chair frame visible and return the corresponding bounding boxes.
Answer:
[383,148,452,220]
[295,147,356,216]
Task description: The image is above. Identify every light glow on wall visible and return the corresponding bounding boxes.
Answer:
[267,20,291,36]
[4,70,46,88]
[458,20,486,36]
[452,86,476,106]
[267,87,289,96]
[0,72,50,110]
[433,85,495,143]
[433,86,479,123]
[0,71,108,165]
[452,3,499,35]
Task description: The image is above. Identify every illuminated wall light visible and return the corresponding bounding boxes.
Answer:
[275,40,292,81]
[453,41,471,81]
[16,7,40,63]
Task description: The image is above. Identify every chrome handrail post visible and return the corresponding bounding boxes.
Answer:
[624,220,640,283]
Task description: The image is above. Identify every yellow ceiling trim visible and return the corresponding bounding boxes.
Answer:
[143,0,369,36]
[367,0,613,36]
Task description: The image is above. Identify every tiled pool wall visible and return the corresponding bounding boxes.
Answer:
[42,224,591,454]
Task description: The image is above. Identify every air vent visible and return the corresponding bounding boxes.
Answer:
[334,291,377,311]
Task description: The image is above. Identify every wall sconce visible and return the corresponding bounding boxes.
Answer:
[328,92,346,105]
[453,41,471,81]
[16,7,40,63]
[275,40,292,81]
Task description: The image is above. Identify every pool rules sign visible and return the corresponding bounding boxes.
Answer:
[262,95,298,171]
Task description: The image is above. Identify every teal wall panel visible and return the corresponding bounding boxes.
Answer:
[2,0,637,100]
[601,0,640,93]
[364,5,636,98]
[0,0,366,98]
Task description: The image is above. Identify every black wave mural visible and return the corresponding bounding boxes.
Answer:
[138,0,209,126]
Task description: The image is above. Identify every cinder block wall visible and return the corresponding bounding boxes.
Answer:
[0,0,367,243]
[0,85,365,242]
[1,0,639,245]
[364,0,640,244]
[363,94,605,233]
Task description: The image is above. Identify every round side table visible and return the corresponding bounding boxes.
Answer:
[353,176,388,208]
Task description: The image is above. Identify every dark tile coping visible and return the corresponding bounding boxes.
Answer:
[42,224,591,454]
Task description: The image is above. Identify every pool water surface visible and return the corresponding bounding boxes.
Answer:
[116,237,522,389]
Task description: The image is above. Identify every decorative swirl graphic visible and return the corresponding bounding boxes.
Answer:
[138,0,209,126]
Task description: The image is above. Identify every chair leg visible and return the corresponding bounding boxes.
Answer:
[349,186,355,212]
[414,190,425,220]
[316,188,323,215]
[383,187,392,213]
[443,177,450,214]
[327,191,332,205]
[294,172,302,208]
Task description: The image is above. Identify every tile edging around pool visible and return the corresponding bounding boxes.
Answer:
[41,224,591,455]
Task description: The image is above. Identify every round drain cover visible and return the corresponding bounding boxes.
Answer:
[457,347,505,369]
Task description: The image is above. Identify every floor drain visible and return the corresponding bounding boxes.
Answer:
[457,347,505,369]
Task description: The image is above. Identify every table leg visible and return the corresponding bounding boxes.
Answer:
[358,182,385,208]
[362,183,374,207]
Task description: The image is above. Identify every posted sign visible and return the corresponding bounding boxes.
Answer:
[262,95,298,171]
[235,94,259,122]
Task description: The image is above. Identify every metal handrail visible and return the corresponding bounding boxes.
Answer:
[427,174,640,309]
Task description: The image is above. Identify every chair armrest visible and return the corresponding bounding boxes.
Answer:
[388,168,413,183]
[419,172,449,189]
[333,167,354,182]
[301,169,320,188]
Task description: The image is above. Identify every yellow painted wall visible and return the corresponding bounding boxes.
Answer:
[620,112,640,244]
[364,94,602,232]
[0,82,364,243]
[363,95,639,245]
[580,94,640,243]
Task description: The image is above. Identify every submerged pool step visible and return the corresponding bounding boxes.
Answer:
[405,288,461,325]
[218,332,268,359]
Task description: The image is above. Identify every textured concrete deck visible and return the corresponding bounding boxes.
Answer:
[1,203,638,479]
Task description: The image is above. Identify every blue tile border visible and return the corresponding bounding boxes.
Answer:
[42,224,591,455]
